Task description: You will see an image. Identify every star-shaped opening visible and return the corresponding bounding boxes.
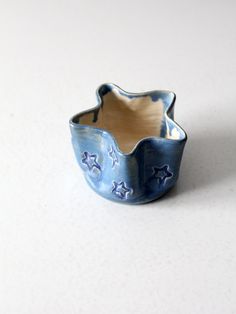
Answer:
[71,84,187,154]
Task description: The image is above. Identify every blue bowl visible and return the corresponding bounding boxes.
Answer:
[69,83,187,204]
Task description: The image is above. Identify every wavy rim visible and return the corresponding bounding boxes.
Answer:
[69,83,188,156]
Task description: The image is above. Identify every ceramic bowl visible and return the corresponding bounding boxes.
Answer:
[69,83,187,204]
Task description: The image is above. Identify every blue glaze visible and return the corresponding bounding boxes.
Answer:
[69,83,187,204]
[108,146,119,168]
[81,151,101,172]
[118,89,172,102]
[112,181,132,199]
[150,165,173,186]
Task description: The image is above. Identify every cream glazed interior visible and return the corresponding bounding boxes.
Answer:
[77,85,186,153]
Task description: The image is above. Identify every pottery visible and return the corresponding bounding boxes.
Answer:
[69,83,187,204]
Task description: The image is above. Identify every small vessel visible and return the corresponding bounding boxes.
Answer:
[69,83,187,204]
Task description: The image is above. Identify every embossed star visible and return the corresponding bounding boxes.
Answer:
[82,151,101,171]
[112,181,131,199]
[152,165,173,186]
[108,146,118,167]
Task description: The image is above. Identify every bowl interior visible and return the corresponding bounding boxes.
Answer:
[74,86,185,153]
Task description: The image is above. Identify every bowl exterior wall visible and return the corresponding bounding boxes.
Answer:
[70,125,186,204]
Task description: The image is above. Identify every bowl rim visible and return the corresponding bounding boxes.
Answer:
[69,83,188,156]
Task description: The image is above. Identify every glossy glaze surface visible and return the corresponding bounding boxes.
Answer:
[70,83,187,204]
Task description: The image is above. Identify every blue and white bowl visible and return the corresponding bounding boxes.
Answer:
[69,83,187,204]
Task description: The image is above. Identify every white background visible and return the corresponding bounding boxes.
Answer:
[0,0,236,313]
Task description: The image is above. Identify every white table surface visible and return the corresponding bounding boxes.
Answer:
[1,0,236,313]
